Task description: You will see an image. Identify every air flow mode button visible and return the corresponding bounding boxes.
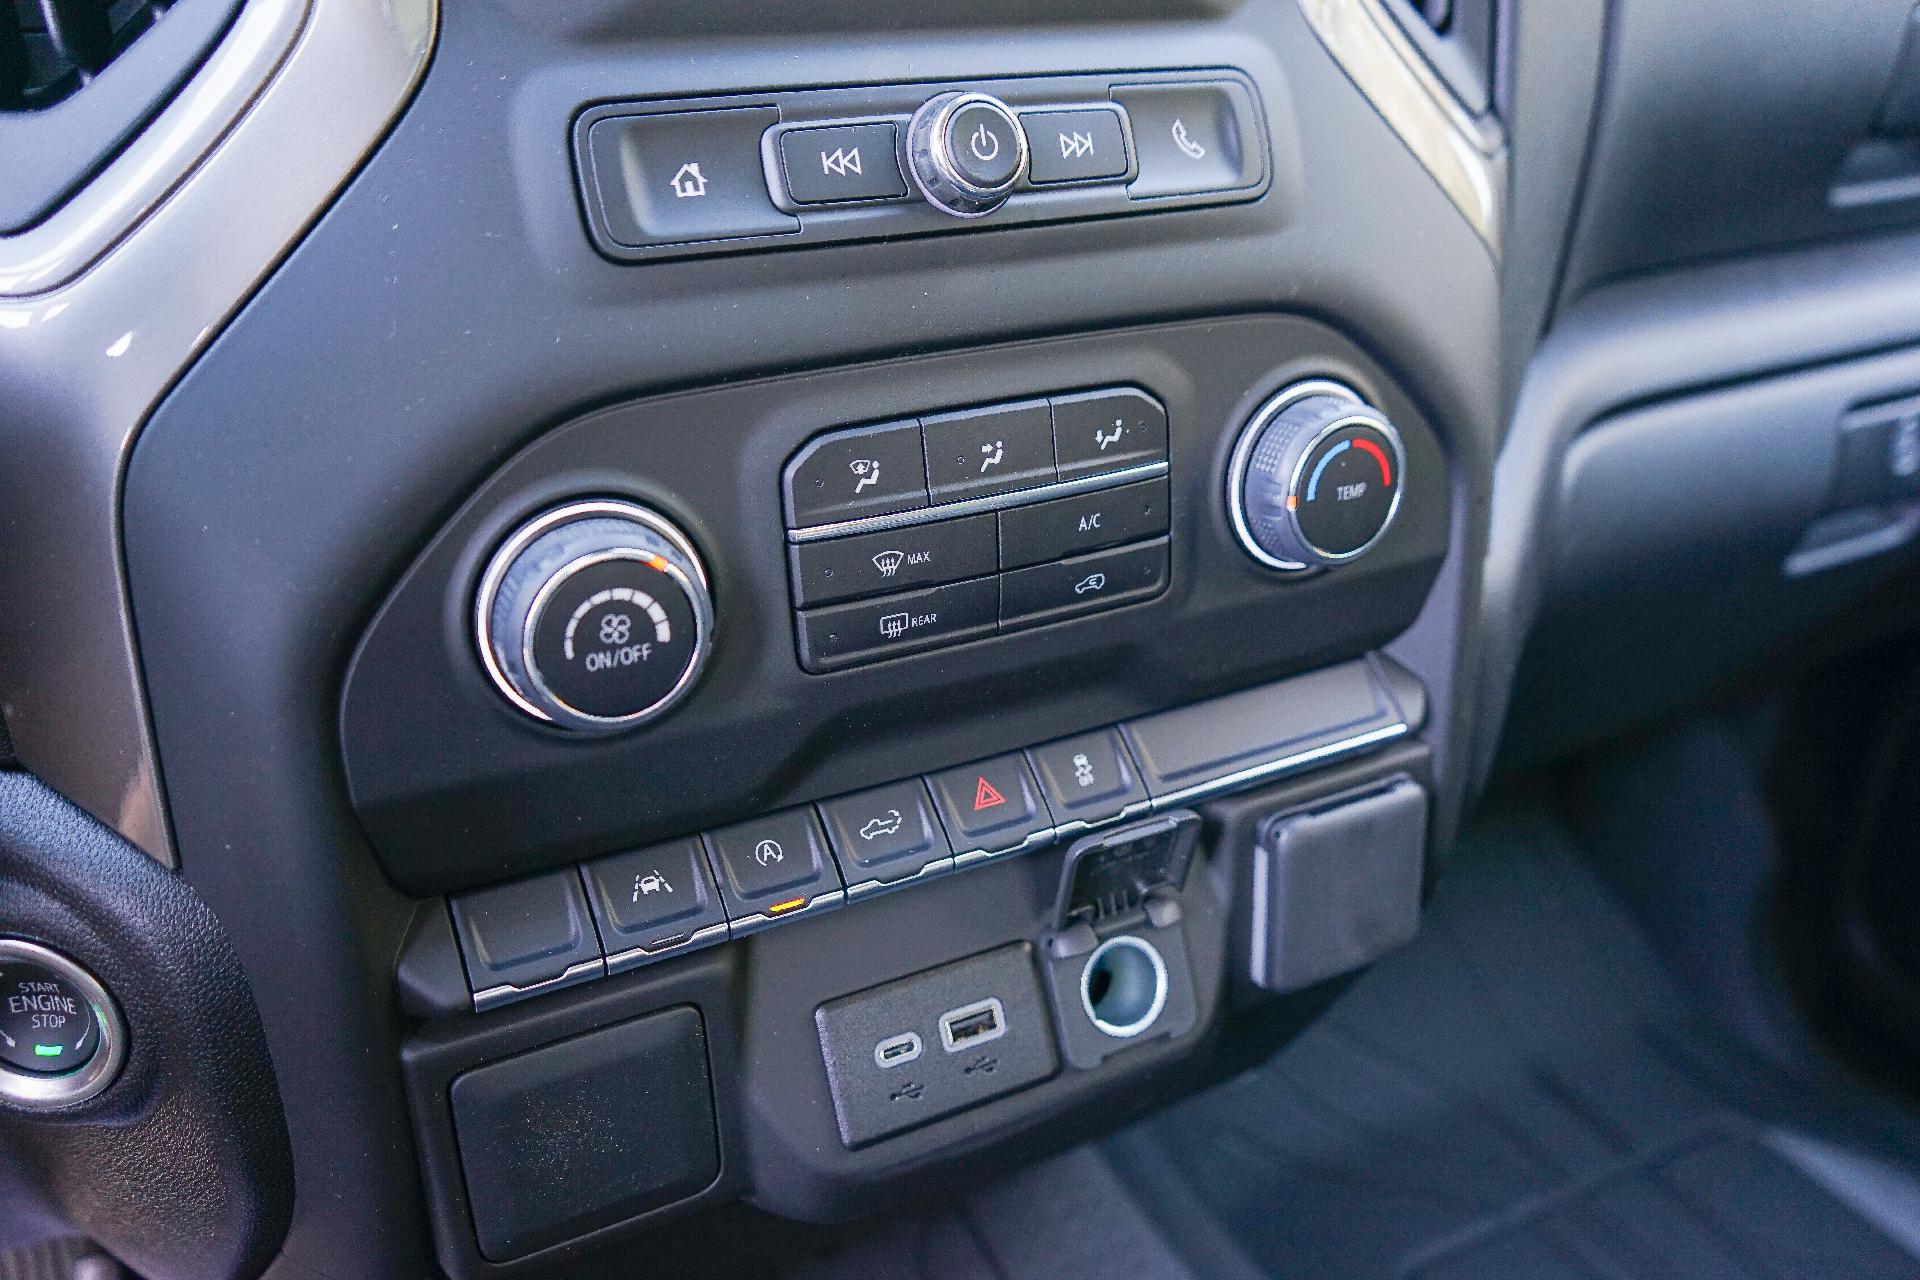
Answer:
[785,420,931,528]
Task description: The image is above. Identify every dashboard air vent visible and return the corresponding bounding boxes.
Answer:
[1385,0,1493,116]
[1407,0,1452,34]
[2,0,177,111]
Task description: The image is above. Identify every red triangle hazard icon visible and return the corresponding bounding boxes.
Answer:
[972,776,1007,811]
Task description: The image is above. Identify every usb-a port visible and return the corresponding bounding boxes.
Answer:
[938,997,1008,1054]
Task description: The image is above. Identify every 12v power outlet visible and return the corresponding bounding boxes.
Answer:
[1079,935,1169,1039]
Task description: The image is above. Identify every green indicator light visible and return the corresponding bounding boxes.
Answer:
[33,1044,62,1058]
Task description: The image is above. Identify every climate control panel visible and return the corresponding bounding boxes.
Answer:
[782,388,1172,671]
[342,315,1448,894]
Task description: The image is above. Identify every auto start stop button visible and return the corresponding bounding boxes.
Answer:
[0,939,124,1107]
[0,957,96,1074]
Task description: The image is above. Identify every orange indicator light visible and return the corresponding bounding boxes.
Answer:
[768,897,808,915]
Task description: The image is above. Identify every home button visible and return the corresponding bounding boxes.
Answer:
[584,106,800,247]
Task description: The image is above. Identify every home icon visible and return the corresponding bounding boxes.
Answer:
[669,161,708,199]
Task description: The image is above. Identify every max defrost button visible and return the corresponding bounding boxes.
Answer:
[580,838,729,969]
[1111,82,1262,198]
[705,807,844,929]
[796,576,999,672]
[927,753,1053,857]
[818,780,954,887]
[584,107,799,247]
[779,122,908,204]
[790,513,998,607]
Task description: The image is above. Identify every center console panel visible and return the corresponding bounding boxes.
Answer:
[117,3,1500,1274]
[355,311,1450,1273]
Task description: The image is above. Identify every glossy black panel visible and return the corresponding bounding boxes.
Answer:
[337,317,1449,895]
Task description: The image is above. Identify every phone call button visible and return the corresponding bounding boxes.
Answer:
[1111,81,1263,199]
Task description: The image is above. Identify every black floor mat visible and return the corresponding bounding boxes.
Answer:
[789,797,1920,1279]
[1112,800,1920,1278]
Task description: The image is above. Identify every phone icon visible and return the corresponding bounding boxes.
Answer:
[1171,119,1207,161]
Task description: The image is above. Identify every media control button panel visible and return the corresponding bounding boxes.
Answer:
[574,70,1268,262]
[782,387,1173,672]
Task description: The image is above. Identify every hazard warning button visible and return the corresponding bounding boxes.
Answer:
[926,752,1053,856]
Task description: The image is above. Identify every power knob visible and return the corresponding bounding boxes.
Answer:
[1227,380,1407,571]
[905,91,1030,218]
[475,500,714,733]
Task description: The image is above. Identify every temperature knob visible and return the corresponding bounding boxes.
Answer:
[1227,380,1406,571]
[905,91,1029,218]
[476,500,714,733]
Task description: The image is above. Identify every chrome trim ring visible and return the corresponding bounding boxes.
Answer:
[474,499,715,733]
[1079,934,1169,1039]
[1226,378,1362,572]
[0,939,126,1109]
[908,91,1031,218]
